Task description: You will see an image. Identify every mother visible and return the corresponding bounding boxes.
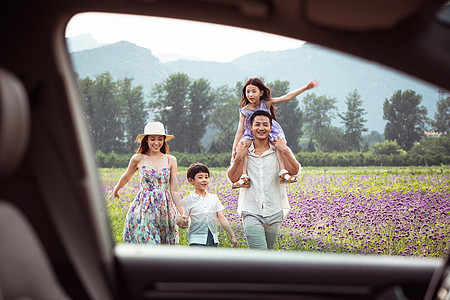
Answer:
[113,122,187,244]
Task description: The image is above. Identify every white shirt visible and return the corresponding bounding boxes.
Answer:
[228,143,301,217]
[183,191,225,245]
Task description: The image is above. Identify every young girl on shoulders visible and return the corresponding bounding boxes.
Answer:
[113,122,187,244]
[231,77,319,188]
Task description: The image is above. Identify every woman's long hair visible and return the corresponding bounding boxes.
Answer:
[240,77,277,120]
[136,135,169,154]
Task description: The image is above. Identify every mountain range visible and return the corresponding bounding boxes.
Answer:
[67,34,439,133]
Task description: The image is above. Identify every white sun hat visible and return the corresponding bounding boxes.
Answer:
[135,122,174,143]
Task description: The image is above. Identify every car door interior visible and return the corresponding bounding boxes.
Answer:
[0,67,69,299]
[424,257,450,300]
[1,0,449,299]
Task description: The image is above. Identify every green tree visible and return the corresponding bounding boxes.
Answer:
[302,93,337,139]
[234,80,245,98]
[339,90,367,151]
[150,73,215,153]
[268,80,303,152]
[79,72,123,153]
[432,95,450,135]
[306,137,316,152]
[185,78,215,153]
[150,73,190,152]
[315,126,345,152]
[362,131,384,150]
[410,135,450,164]
[117,77,146,153]
[383,90,428,151]
[362,142,369,152]
[373,140,402,155]
[209,85,239,153]
[78,75,94,127]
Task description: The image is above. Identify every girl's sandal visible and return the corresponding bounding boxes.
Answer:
[279,170,297,183]
[232,176,250,189]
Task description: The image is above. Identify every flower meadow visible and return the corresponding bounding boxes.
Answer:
[100,166,450,258]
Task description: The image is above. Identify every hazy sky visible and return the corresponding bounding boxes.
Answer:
[65,12,305,62]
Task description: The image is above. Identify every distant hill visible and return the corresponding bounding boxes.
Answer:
[70,40,170,90]
[68,37,439,133]
[66,34,103,52]
[156,53,203,63]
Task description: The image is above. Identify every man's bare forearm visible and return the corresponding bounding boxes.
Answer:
[273,137,300,175]
[227,155,244,182]
[279,147,300,175]
[227,143,247,182]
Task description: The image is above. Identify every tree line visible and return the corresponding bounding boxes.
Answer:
[77,71,450,158]
[77,72,147,154]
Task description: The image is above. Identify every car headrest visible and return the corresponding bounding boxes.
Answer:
[0,68,30,177]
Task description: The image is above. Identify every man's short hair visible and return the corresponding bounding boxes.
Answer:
[249,110,273,126]
[186,162,210,180]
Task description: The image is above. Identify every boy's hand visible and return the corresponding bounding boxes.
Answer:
[232,238,239,248]
[176,216,189,229]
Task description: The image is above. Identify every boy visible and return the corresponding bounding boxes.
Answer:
[183,163,239,247]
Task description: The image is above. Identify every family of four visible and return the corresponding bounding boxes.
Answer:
[113,77,318,249]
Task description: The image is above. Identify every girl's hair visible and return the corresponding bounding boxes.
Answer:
[136,135,169,154]
[240,77,277,120]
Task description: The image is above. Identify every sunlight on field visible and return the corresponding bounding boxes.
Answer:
[100,166,450,258]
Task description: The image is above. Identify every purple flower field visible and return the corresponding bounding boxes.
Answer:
[102,167,450,258]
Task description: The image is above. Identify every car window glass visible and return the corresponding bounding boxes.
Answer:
[66,12,449,258]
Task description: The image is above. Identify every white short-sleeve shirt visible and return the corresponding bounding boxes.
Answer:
[183,191,225,245]
[228,143,301,217]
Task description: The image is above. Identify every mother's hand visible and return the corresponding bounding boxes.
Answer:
[176,216,189,229]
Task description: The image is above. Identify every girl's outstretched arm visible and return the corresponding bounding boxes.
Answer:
[113,154,140,198]
[217,211,239,248]
[269,79,319,106]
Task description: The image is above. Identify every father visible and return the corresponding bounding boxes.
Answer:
[227,110,301,249]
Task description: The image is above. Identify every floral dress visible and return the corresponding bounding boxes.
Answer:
[122,156,179,244]
[240,99,286,143]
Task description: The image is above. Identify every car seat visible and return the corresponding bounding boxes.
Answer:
[0,67,69,299]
